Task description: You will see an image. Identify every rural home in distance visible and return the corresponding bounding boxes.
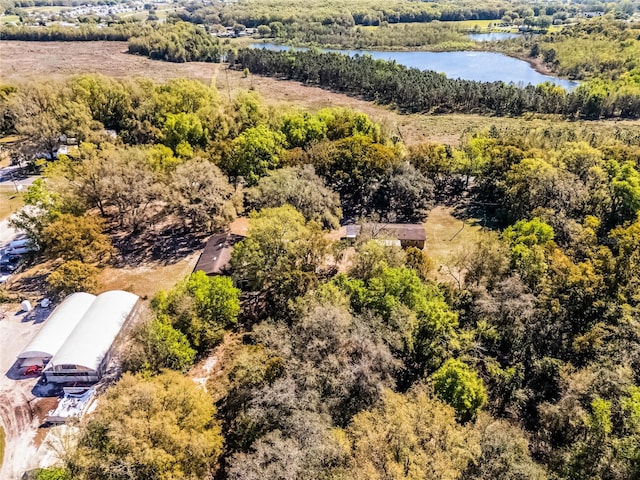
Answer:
[344,223,427,249]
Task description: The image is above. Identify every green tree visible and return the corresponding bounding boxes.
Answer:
[70,372,224,480]
[230,205,329,314]
[608,160,640,224]
[226,125,286,185]
[124,316,196,373]
[431,358,488,421]
[153,272,241,352]
[162,112,206,153]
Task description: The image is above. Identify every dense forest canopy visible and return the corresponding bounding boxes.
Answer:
[2,72,640,479]
[2,1,640,478]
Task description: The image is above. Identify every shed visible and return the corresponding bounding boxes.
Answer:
[194,233,245,276]
[17,292,97,368]
[44,290,139,384]
[343,223,427,249]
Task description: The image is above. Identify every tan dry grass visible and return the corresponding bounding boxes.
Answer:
[97,252,200,299]
[0,188,23,222]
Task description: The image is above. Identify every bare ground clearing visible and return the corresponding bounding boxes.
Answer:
[3,41,640,146]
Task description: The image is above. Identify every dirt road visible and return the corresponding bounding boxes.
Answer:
[0,306,51,479]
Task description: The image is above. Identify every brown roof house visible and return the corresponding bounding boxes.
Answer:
[344,223,426,249]
[193,233,245,276]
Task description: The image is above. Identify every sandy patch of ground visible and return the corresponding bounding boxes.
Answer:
[97,252,199,300]
[0,303,52,479]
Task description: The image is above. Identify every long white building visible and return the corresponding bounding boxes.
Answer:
[16,290,140,384]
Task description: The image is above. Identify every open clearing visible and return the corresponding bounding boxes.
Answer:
[0,187,23,222]
[2,41,640,146]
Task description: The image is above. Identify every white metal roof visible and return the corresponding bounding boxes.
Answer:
[17,292,97,360]
[49,290,139,373]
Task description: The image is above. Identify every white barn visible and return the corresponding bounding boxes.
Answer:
[17,292,97,369]
[43,290,140,384]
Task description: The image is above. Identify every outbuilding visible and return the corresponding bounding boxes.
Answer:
[194,233,245,276]
[16,292,97,370]
[44,290,140,384]
[343,223,427,249]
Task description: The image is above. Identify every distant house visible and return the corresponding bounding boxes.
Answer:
[344,223,426,249]
[194,233,245,276]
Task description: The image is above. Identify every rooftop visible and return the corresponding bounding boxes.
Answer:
[194,233,245,276]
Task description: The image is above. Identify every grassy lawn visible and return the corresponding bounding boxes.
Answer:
[0,15,19,23]
[0,187,23,222]
[22,6,67,13]
[97,253,200,300]
[424,205,483,266]
[0,426,5,472]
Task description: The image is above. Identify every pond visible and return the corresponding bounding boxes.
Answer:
[250,43,579,91]
[467,32,521,42]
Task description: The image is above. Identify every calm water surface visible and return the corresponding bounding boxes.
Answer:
[250,43,578,90]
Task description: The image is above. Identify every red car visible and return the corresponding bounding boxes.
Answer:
[24,365,43,375]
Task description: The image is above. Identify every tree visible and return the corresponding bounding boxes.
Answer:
[344,388,479,480]
[153,272,240,352]
[310,135,399,218]
[47,260,98,296]
[70,372,224,480]
[230,206,329,314]
[166,159,238,232]
[431,358,487,421]
[226,125,285,185]
[72,146,162,233]
[10,81,93,161]
[162,112,206,153]
[245,165,342,229]
[124,316,196,373]
[608,160,640,224]
[371,161,435,222]
[9,179,68,245]
[41,214,113,264]
[223,125,285,186]
[464,416,548,480]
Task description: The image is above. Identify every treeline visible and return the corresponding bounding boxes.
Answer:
[181,0,596,28]
[254,21,476,51]
[497,16,640,80]
[0,22,146,41]
[235,48,640,119]
[128,22,223,62]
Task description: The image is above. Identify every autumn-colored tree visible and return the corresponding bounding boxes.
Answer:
[42,213,113,264]
[70,372,224,479]
[344,388,479,480]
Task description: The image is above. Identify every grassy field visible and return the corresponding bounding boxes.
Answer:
[0,426,4,473]
[0,187,23,222]
[424,206,482,264]
[22,6,67,13]
[0,15,19,23]
[97,253,199,299]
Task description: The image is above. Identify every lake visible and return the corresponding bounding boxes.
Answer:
[250,43,579,91]
[467,32,521,42]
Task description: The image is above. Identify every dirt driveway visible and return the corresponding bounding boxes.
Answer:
[0,304,53,479]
